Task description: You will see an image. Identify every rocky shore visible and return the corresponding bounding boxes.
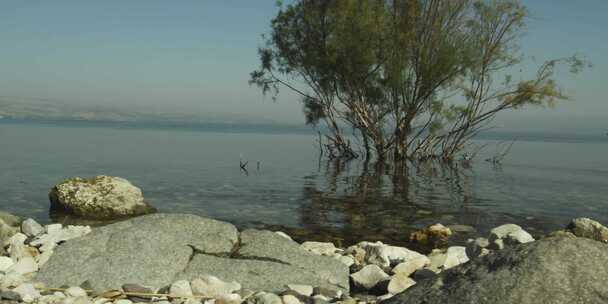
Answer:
[0,176,606,304]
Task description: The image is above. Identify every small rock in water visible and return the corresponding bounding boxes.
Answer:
[21,219,44,237]
[191,275,241,297]
[504,229,535,245]
[286,284,313,297]
[350,264,390,290]
[13,283,41,303]
[489,224,523,242]
[170,280,193,298]
[300,241,340,256]
[409,224,452,248]
[566,218,608,242]
[443,246,469,269]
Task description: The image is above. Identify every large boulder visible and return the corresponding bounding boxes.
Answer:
[36,214,349,293]
[382,236,608,304]
[49,176,156,219]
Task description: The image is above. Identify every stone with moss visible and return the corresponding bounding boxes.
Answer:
[48,176,156,220]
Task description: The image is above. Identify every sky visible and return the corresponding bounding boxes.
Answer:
[0,0,606,131]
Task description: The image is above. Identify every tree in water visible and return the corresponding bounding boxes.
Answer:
[250,0,588,162]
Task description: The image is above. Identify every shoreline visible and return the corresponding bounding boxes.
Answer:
[1,210,607,304]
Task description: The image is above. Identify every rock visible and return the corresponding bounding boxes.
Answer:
[170,280,193,298]
[46,223,63,235]
[443,246,469,269]
[566,218,608,242]
[350,265,389,290]
[65,286,87,297]
[1,272,27,288]
[48,175,156,219]
[247,292,282,304]
[383,236,608,304]
[282,294,302,304]
[0,290,22,301]
[465,238,489,258]
[216,294,242,304]
[377,293,394,301]
[286,284,313,297]
[489,238,504,250]
[13,283,40,303]
[357,242,428,269]
[410,269,435,281]
[387,274,416,294]
[115,300,133,304]
[0,256,15,272]
[274,231,292,241]
[503,229,535,245]
[312,294,330,304]
[122,283,154,302]
[300,242,340,256]
[191,275,241,297]
[391,256,429,277]
[446,225,476,233]
[344,246,366,266]
[489,224,522,242]
[0,211,22,227]
[21,219,44,237]
[6,233,27,259]
[7,256,38,275]
[335,255,355,267]
[38,214,348,293]
[180,229,349,293]
[409,224,452,248]
[313,286,342,299]
[30,225,92,252]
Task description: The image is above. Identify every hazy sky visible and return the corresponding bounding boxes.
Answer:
[0,1,606,130]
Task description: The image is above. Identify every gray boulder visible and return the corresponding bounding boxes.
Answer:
[49,176,156,219]
[382,236,608,304]
[36,214,349,293]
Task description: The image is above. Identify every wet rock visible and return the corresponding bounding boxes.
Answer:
[387,274,416,294]
[391,256,429,277]
[191,275,241,297]
[300,242,340,256]
[465,238,489,258]
[383,236,608,304]
[503,229,535,245]
[566,218,608,242]
[49,175,156,219]
[426,246,468,273]
[357,242,427,269]
[170,280,193,298]
[21,219,44,237]
[409,224,452,248]
[350,265,389,290]
[489,224,522,242]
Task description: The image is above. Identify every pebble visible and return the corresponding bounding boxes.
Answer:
[489,224,523,242]
[21,219,44,237]
[391,256,429,277]
[358,242,427,268]
[191,275,241,297]
[350,264,390,290]
[122,283,154,302]
[442,246,469,270]
[313,286,342,299]
[170,280,193,298]
[65,286,88,297]
[282,294,302,304]
[216,293,242,304]
[286,284,313,297]
[387,274,416,294]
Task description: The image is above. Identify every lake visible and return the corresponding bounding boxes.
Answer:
[1,119,607,247]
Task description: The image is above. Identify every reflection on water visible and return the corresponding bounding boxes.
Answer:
[1,120,607,248]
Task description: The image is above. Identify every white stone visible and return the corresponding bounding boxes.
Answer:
[350,264,390,290]
[21,219,44,237]
[465,238,489,258]
[13,283,41,303]
[93,298,113,304]
[391,256,430,277]
[282,294,302,304]
[7,233,28,260]
[387,274,416,294]
[115,300,134,304]
[30,225,91,252]
[63,296,91,304]
[358,242,427,268]
[335,254,355,267]
[191,275,241,297]
[250,292,282,304]
[443,246,469,270]
[215,293,242,304]
[504,229,535,245]
[1,272,26,288]
[489,224,522,242]
[170,280,193,297]
[7,256,38,275]
[274,231,292,241]
[38,294,67,304]
[377,294,395,301]
[300,241,340,256]
[0,256,15,272]
[65,286,87,297]
[286,284,313,297]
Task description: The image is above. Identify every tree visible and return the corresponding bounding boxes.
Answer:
[250,0,588,162]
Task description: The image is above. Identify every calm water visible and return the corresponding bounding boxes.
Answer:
[1,119,607,247]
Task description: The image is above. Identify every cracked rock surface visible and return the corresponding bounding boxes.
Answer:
[35,214,349,293]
